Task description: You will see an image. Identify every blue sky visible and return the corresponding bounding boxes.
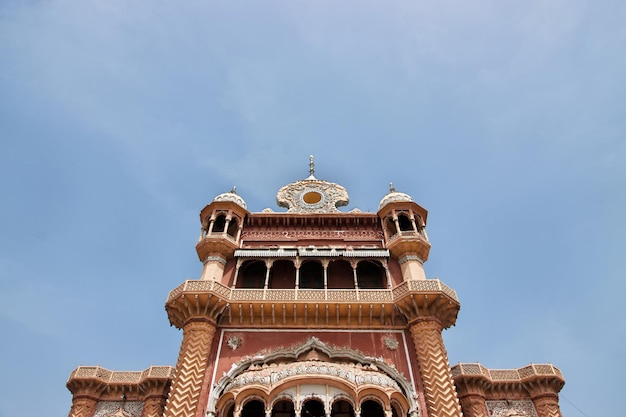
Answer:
[1,1,624,416]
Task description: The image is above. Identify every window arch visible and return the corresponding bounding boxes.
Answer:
[272,400,295,417]
[385,217,397,236]
[299,261,324,289]
[356,261,386,289]
[213,213,227,233]
[302,399,325,417]
[227,217,239,237]
[332,400,355,417]
[241,400,265,417]
[360,400,384,417]
[327,260,354,289]
[397,213,413,232]
[238,260,266,289]
[269,260,296,289]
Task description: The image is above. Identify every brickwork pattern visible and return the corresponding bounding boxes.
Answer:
[410,319,463,417]
[164,320,216,417]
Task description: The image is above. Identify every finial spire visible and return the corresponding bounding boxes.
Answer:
[309,155,315,177]
[230,185,237,194]
[389,182,396,192]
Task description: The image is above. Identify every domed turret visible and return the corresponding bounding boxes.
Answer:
[377,183,430,281]
[378,183,415,211]
[213,186,247,210]
[196,186,250,280]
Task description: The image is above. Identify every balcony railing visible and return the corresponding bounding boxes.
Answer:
[167,278,458,303]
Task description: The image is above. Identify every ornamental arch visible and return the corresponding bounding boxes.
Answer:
[208,338,418,417]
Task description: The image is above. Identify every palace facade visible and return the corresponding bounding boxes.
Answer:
[67,160,564,417]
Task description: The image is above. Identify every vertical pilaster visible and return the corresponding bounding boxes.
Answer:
[410,318,463,417]
[164,319,216,417]
[68,397,97,417]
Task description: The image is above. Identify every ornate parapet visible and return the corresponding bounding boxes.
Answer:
[66,366,174,417]
[451,363,565,417]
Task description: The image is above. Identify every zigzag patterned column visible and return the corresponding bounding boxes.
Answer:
[68,397,98,417]
[142,395,168,417]
[457,396,487,417]
[532,396,562,417]
[410,318,463,417]
[164,319,216,417]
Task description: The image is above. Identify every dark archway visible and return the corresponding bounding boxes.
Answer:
[242,400,265,417]
[238,260,266,289]
[356,261,386,289]
[227,217,239,237]
[397,214,413,232]
[269,260,296,289]
[331,400,354,417]
[327,260,354,289]
[299,261,324,289]
[272,400,295,417]
[213,214,227,233]
[302,399,325,417]
[361,400,384,417]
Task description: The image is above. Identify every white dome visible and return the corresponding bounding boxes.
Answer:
[213,190,247,209]
[378,191,414,211]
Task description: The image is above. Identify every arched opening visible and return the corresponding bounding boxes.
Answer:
[385,217,397,236]
[397,214,413,232]
[241,400,265,417]
[361,400,384,417]
[302,399,325,417]
[227,217,239,237]
[238,261,266,289]
[327,260,354,289]
[269,260,296,289]
[299,261,324,289]
[272,400,295,417]
[213,214,227,233]
[356,261,385,289]
[331,400,354,417]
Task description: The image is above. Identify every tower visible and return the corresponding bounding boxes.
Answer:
[67,159,564,417]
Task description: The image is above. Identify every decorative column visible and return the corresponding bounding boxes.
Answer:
[68,397,98,417]
[142,395,168,417]
[163,318,217,417]
[525,379,564,417]
[455,378,489,417]
[409,318,463,417]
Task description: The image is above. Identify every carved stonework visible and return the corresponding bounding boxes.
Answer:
[485,401,538,417]
[241,230,384,240]
[93,402,144,417]
[227,336,242,350]
[383,336,399,350]
[276,178,349,213]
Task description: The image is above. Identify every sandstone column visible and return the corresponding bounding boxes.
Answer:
[68,397,98,417]
[163,318,217,417]
[410,318,463,417]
